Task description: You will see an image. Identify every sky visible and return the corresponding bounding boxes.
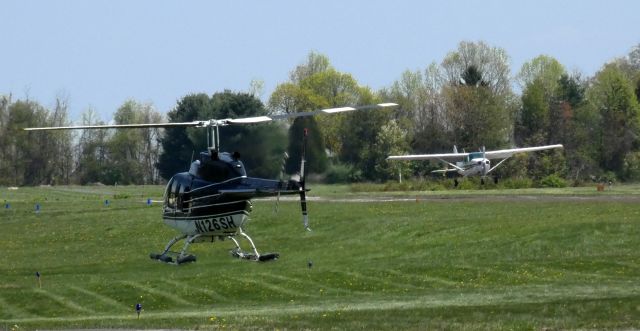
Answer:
[2,0,639,122]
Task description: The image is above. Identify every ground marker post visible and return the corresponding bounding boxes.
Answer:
[35,271,41,288]
[136,303,142,319]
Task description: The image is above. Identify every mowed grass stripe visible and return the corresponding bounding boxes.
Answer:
[32,289,94,314]
[66,285,130,311]
[337,270,428,291]
[261,273,372,296]
[119,281,194,306]
[159,279,228,302]
[385,269,459,287]
[5,282,639,324]
[239,277,317,299]
[0,293,35,319]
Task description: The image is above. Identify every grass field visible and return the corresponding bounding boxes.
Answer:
[1,184,639,330]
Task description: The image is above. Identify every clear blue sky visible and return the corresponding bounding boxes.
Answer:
[2,0,639,122]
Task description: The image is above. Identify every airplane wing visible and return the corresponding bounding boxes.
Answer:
[483,144,563,159]
[431,168,459,174]
[387,152,470,162]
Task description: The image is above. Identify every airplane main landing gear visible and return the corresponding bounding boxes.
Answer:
[229,227,279,262]
[150,234,199,265]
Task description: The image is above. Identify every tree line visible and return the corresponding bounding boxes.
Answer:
[1,41,639,186]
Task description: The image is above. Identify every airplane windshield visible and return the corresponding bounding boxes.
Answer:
[469,152,484,159]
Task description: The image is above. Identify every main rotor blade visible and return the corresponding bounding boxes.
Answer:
[23,121,205,131]
[225,103,398,125]
[23,103,398,130]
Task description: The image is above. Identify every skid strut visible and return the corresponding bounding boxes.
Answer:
[150,234,200,265]
[229,227,279,262]
[150,228,279,264]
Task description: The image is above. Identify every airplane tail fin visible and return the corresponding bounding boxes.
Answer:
[453,145,458,154]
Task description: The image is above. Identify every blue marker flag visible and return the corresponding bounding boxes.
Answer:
[105,199,110,207]
[136,303,142,312]
[147,198,152,206]
[36,271,40,278]
[4,203,9,209]
[35,203,41,213]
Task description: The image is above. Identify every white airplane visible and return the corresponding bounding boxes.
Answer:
[387,144,563,185]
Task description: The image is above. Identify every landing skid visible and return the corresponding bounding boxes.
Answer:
[230,248,279,262]
[228,228,279,262]
[150,227,278,265]
[150,234,198,265]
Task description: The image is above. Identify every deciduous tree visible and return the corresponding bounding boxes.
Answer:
[588,64,640,177]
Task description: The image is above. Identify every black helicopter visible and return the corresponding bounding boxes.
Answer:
[25,103,397,264]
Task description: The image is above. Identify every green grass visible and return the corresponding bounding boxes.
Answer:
[1,185,639,330]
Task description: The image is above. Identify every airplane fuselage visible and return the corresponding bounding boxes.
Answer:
[458,157,491,177]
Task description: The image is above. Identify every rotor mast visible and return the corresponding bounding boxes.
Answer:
[206,123,221,151]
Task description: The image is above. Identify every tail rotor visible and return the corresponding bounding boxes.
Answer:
[299,128,310,231]
[274,152,289,213]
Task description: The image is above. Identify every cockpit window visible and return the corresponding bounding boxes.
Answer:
[176,183,185,211]
[165,178,177,208]
[469,152,483,159]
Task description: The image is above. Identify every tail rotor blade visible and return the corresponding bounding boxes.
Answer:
[275,152,289,213]
[299,128,310,231]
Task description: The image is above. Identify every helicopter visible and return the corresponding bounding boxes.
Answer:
[25,103,398,264]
